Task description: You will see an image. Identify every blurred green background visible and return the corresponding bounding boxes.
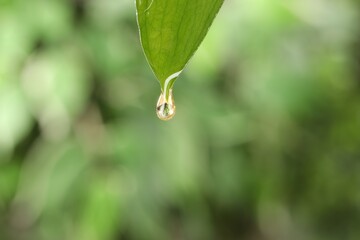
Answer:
[1,0,360,239]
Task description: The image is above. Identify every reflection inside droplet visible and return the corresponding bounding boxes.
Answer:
[156,89,176,121]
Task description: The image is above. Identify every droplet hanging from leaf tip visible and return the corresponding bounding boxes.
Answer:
[136,0,224,120]
[156,89,176,121]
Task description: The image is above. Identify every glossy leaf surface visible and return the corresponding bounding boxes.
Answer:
[136,0,224,94]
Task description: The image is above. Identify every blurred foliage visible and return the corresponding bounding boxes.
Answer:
[1,0,360,240]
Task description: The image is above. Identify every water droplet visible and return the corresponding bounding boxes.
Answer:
[156,89,176,121]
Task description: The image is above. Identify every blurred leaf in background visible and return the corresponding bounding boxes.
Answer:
[1,0,360,240]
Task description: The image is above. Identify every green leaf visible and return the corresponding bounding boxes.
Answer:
[136,0,224,96]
